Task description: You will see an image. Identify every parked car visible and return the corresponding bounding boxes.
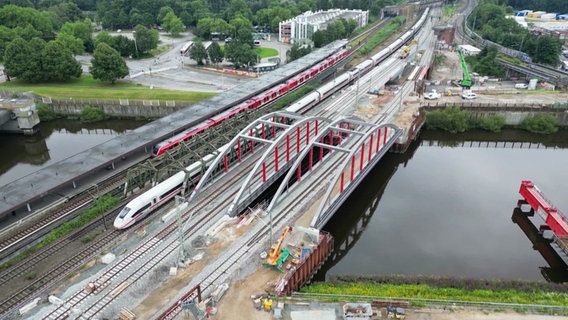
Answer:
[461,92,477,100]
[515,83,528,89]
[424,89,441,100]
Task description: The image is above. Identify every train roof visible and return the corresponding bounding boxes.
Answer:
[0,39,348,217]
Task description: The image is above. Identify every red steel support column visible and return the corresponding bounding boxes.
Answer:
[297,166,301,181]
[383,127,388,144]
[306,122,310,145]
[286,135,290,162]
[223,154,228,172]
[275,146,279,172]
[309,148,313,171]
[262,162,266,182]
[340,172,344,193]
[296,127,301,152]
[315,120,319,135]
[261,123,265,139]
[368,135,373,161]
[319,139,323,161]
[350,156,355,181]
[376,128,381,152]
[360,143,365,170]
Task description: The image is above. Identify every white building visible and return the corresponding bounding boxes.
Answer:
[459,44,481,55]
[279,9,369,44]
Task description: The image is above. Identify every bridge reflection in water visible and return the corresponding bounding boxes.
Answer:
[311,130,568,282]
[313,136,421,281]
[512,206,568,283]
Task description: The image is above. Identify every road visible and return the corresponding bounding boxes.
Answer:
[75,31,291,92]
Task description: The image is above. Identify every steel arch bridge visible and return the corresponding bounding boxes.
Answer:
[267,117,402,230]
[187,111,334,216]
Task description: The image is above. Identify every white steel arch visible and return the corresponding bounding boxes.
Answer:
[267,116,373,213]
[227,115,332,216]
[186,111,303,204]
[310,123,402,229]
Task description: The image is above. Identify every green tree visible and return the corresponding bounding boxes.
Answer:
[225,41,257,68]
[157,6,175,23]
[287,44,311,62]
[90,43,129,83]
[0,5,54,39]
[134,24,159,54]
[224,0,252,21]
[60,19,94,52]
[229,16,254,45]
[521,114,558,134]
[162,12,185,37]
[312,30,327,48]
[207,41,224,65]
[113,35,136,57]
[41,41,82,81]
[189,42,208,65]
[56,32,84,55]
[4,37,38,81]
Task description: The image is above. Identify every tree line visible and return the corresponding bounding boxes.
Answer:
[468,0,563,66]
[0,0,395,84]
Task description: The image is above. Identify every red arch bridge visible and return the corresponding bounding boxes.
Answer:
[187,111,402,229]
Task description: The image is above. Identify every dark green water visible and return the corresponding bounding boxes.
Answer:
[318,129,568,282]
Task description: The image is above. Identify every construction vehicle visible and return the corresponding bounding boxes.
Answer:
[386,306,406,319]
[400,46,410,59]
[263,226,292,272]
[456,47,472,88]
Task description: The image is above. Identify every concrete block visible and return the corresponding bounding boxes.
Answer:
[101,253,116,264]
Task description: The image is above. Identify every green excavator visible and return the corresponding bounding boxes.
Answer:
[456,47,472,88]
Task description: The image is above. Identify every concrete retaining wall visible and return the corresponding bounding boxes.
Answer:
[48,99,184,118]
[421,102,568,126]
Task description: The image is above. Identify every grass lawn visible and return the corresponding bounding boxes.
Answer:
[255,47,279,58]
[1,76,216,104]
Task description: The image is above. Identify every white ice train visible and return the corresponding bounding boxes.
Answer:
[114,7,430,229]
[114,151,217,229]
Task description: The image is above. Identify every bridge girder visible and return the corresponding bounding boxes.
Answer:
[267,117,375,214]
[187,111,304,204]
[227,115,332,216]
[311,123,402,229]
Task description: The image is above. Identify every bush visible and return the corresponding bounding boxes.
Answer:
[520,114,558,134]
[80,105,107,123]
[476,115,506,132]
[425,107,472,133]
[36,102,62,121]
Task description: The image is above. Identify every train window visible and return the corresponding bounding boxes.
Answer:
[118,207,131,218]
[134,203,151,217]
[152,145,160,155]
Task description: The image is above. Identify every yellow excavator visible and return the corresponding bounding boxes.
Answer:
[263,226,292,272]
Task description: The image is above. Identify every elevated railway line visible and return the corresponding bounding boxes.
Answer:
[0,14,401,266]
[1,8,434,318]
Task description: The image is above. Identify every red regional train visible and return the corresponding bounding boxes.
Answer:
[151,48,348,156]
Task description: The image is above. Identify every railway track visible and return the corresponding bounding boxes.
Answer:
[41,108,344,319]
[0,15,386,266]
[1,17,405,319]
[158,115,371,319]
[0,174,127,261]
[41,134,296,319]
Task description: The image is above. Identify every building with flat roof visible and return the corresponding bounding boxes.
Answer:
[459,44,481,55]
[279,9,368,44]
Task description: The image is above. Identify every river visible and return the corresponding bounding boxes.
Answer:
[1,122,567,282]
[318,129,568,283]
[0,119,147,187]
